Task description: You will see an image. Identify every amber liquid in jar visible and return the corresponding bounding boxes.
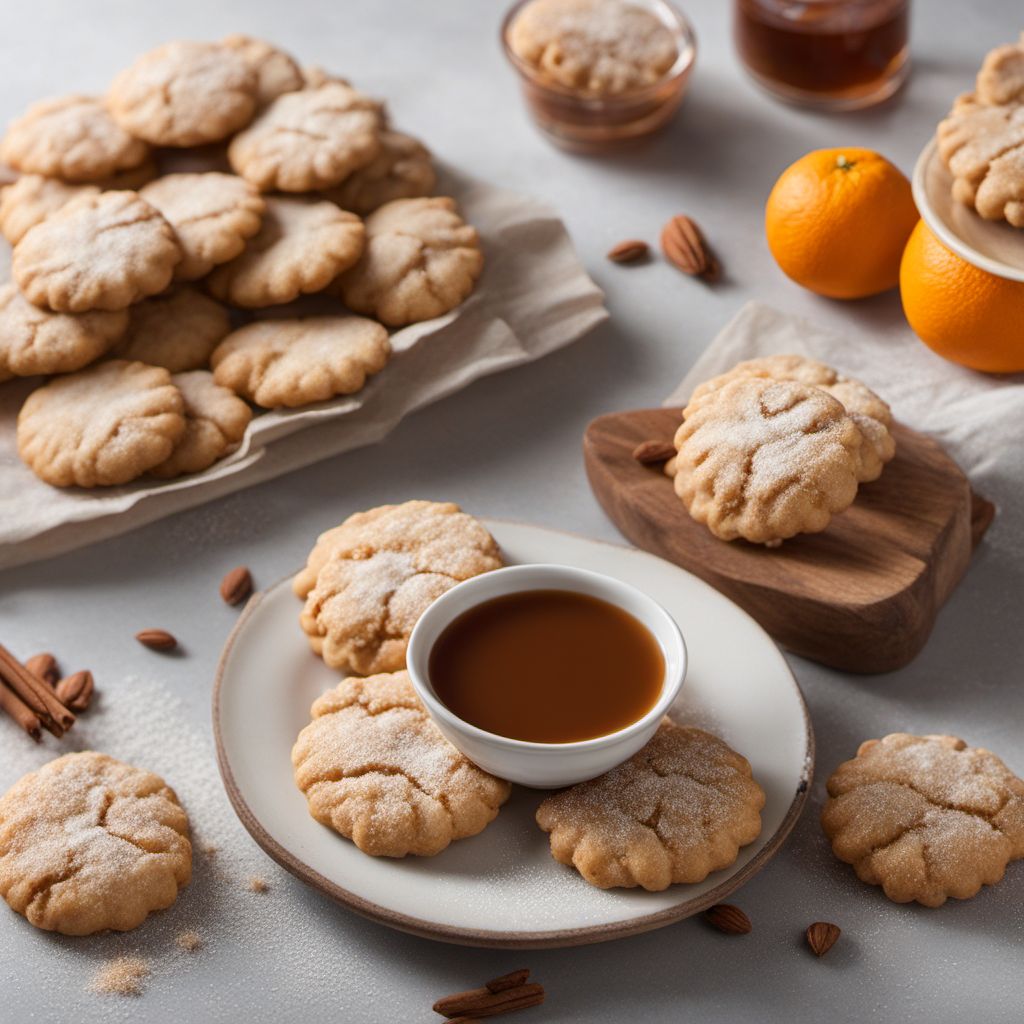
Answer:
[735,0,910,110]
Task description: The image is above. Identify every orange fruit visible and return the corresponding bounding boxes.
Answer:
[765,147,919,299]
[900,219,1024,373]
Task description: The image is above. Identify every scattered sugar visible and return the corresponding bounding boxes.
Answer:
[88,956,150,996]
[247,876,269,894]
[175,930,202,953]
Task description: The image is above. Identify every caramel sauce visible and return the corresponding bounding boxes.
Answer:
[428,589,664,743]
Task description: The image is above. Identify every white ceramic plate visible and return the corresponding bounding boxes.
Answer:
[213,520,813,948]
[913,137,1024,282]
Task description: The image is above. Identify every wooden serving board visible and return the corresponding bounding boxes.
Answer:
[584,408,994,674]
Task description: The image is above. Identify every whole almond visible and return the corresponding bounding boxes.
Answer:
[485,969,530,994]
[806,921,841,957]
[607,239,650,264]
[219,566,253,606]
[632,439,676,465]
[660,214,718,281]
[25,652,60,687]
[55,670,94,712]
[703,903,752,935]
[136,629,178,651]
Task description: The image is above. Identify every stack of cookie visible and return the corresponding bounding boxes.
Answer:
[0,36,484,488]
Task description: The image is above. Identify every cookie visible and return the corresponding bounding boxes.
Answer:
[0,94,150,183]
[210,315,390,408]
[822,733,1024,907]
[0,174,100,245]
[301,65,352,89]
[0,282,128,379]
[295,500,503,674]
[292,671,510,857]
[0,752,191,935]
[227,82,383,192]
[508,0,678,95]
[321,130,436,215]
[221,34,304,106]
[670,377,864,546]
[17,359,185,487]
[111,287,231,372]
[206,196,364,308]
[337,197,483,327]
[975,143,1024,226]
[536,721,765,890]
[139,172,265,281]
[149,370,251,478]
[13,191,182,313]
[976,32,1024,107]
[689,354,895,483]
[109,40,258,147]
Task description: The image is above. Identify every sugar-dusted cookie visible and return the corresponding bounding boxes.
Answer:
[149,370,251,478]
[0,175,100,245]
[0,752,191,935]
[0,282,127,379]
[822,733,1024,907]
[295,500,502,673]
[292,671,510,857]
[689,354,895,483]
[108,40,258,147]
[975,143,1024,226]
[221,34,304,106]
[508,0,678,95]
[301,65,352,89]
[671,377,864,546]
[206,196,364,308]
[321,130,436,216]
[17,359,185,487]
[210,315,389,408]
[976,32,1024,107]
[112,287,231,373]
[536,721,765,890]
[13,191,182,313]
[227,82,383,192]
[337,197,483,326]
[139,172,265,281]
[0,94,150,183]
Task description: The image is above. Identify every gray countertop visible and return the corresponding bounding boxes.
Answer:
[1,1,1022,1021]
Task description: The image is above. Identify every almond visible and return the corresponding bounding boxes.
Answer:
[219,566,253,606]
[25,652,60,687]
[55,670,94,712]
[660,214,718,281]
[607,239,650,264]
[632,439,676,464]
[136,629,177,651]
[485,969,530,994]
[806,921,841,957]
[703,903,752,935]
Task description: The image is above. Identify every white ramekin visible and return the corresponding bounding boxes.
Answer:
[406,564,687,788]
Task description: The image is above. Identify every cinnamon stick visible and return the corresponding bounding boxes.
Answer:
[0,680,41,741]
[0,644,74,737]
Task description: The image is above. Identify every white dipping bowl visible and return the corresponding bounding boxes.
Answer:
[406,563,687,788]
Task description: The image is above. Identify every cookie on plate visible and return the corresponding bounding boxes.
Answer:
[111,287,231,373]
[0,175,100,245]
[0,752,191,935]
[536,721,765,890]
[139,172,265,281]
[337,196,483,326]
[976,32,1024,107]
[669,377,864,546]
[221,34,304,106]
[292,671,511,857]
[17,359,185,487]
[109,40,258,147]
[295,500,502,674]
[206,196,364,308]
[149,370,251,478]
[0,94,151,183]
[822,733,1024,906]
[210,315,389,408]
[227,82,383,192]
[0,282,127,380]
[321,130,436,216]
[13,191,182,313]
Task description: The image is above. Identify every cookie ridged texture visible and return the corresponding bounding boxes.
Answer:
[210,315,390,409]
[12,190,182,313]
[221,34,304,106]
[0,94,151,182]
[294,500,502,674]
[0,175,100,245]
[109,40,258,147]
[976,32,1024,106]
[0,282,128,378]
[228,82,383,192]
[292,671,511,857]
[0,752,191,935]
[671,377,863,545]
[822,733,1024,907]
[17,359,185,487]
[536,722,765,890]
[338,196,483,327]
